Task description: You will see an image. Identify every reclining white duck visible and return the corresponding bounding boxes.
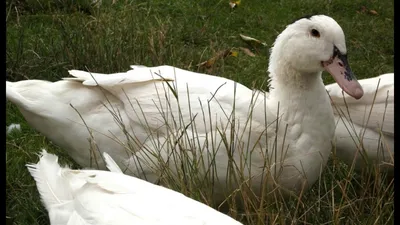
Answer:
[7,15,363,201]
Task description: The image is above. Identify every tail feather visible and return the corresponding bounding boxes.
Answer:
[26,149,73,210]
[67,68,175,87]
[6,80,53,114]
[65,70,114,86]
[129,65,148,70]
[6,81,31,110]
[103,152,123,174]
[64,70,95,82]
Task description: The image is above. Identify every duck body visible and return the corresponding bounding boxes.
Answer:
[8,65,331,198]
[65,64,336,195]
[326,73,394,172]
[7,15,364,200]
[27,150,244,225]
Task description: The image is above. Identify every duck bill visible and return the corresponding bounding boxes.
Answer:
[322,50,364,99]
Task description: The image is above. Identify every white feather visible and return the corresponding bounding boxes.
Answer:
[103,152,123,174]
[6,123,21,134]
[27,150,244,225]
[26,149,73,210]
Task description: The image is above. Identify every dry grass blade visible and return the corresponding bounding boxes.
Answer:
[197,49,238,68]
[239,34,268,48]
[239,47,256,57]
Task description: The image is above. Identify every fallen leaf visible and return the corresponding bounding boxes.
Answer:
[229,0,241,9]
[239,34,268,48]
[360,6,367,13]
[369,10,378,15]
[230,50,239,57]
[197,49,238,68]
[239,47,256,57]
[350,39,360,48]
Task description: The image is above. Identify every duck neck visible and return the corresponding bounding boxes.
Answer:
[260,63,335,138]
[268,63,326,101]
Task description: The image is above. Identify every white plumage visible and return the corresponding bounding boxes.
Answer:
[6,123,21,134]
[27,150,244,225]
[7,15,363,201]
[326,73,394,172]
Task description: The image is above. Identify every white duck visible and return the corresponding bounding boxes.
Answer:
[7,15,363,201]
[27,149,244,225]
[326,73,394,173]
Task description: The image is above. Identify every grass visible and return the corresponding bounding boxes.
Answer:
[6,0,393,224]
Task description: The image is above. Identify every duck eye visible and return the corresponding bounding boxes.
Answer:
[311,29,320,38]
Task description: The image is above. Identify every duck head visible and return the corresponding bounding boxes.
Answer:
[268,15,364,99]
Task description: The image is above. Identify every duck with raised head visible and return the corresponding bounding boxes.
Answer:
[7,15,363,201]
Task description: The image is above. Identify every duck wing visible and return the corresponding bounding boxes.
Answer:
[327,73,394,136]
